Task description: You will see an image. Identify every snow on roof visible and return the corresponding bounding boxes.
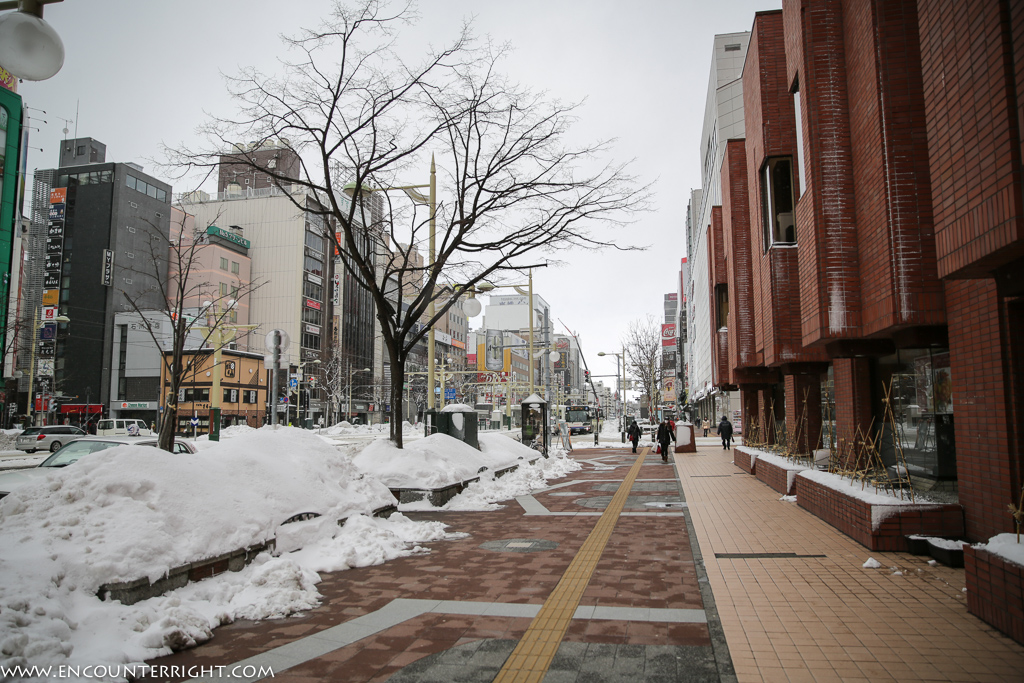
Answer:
[440,403,477,413]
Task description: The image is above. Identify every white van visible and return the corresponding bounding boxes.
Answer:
[95,418,153,436]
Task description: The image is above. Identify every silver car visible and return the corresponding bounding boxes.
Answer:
[15,425,87,453]
[0,436,198,500]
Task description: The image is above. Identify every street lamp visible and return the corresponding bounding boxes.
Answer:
[598,347,626,443]
[347,365,371,424]
[26,306,69,426]
[0,0,65,81]
[297,359,321,428]
[344,157,436,409]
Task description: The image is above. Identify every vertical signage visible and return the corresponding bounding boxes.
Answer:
[102,249,113,286]
[40,184,67,367]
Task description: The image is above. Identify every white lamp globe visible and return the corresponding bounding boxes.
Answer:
[549,351,560,362]
[462,297,481,317]
[0,11,65,81]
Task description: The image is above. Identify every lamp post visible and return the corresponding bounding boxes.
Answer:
[598,348,626,443]
[347,364,371,423]
[203,299,256,442]
[298,359,321,428]
[344,158,436,408]
[26,307,69,427]
[475,266,548,396]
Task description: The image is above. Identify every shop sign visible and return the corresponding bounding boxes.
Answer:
[49,187,66,204]
[102,249,114,286]
[48,203,65,221]
[305,298,321,311]
[304,323,320,334]
[41,289,59,306]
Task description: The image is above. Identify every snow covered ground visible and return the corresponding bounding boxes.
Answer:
[0,423,580,678]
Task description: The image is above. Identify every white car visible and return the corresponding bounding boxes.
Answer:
[0,436,197,500]
[95,418,153,436]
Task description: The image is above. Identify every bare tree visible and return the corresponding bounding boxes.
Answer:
[121,211,261,451]
[623,315,664,419]
[169,0,648,447]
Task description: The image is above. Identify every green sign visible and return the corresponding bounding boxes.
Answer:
[0,87,22,366]
[207,225,250,249]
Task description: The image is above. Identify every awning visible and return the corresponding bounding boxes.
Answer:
[60,404,104,415]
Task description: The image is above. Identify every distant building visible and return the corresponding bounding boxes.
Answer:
[20,138,172,426]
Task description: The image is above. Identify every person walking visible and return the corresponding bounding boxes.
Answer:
[717,415,734,450]
[702,418,710,437]
[627,419,641,454]
[656,418,676,463]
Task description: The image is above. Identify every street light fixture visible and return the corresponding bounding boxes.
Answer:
[26,306,69,426]
[0,0,65,81]
[598,347,626,443]
[344,157,437,409]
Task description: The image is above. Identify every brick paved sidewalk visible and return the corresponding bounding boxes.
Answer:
[144,441,1023,682]
[677,442,1024,682]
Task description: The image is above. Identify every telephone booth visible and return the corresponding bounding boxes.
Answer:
[520,393,548,456]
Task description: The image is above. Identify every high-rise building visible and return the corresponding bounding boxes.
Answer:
[20,139,172,426]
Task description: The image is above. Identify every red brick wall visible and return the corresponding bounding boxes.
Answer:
[785,371,824,454]
[734,446,756,475]
[832,357,873,466]
[785,0,864,347]
[723,140,756,378]
[709,208,730,387]
[844,0,945,336]
[946,279,1020,541]
[756,457,798,495]
[965,547,1024,646]
[740,386,760,440]
[918,0,1024,278]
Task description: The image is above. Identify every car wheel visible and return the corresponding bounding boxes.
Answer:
[49,441,61,452]
[26,448,35,453]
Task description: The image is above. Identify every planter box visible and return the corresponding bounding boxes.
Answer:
[733,447,756,475]
[795,473,964,551]
[755,455,807,496]
[674,424,697,453]
[966,546,1024,646]
[905,535,932,555]
[927,539,965,568]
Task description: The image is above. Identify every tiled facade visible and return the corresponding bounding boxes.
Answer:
[694,0,1023,644]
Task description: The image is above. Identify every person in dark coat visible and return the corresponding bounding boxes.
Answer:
[717,415,734,450]
[627,419,642,453]
[656,419,676,462]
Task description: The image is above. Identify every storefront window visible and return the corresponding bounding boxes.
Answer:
[877,349,955,481]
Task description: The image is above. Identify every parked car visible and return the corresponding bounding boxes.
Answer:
[15,425,87,453]
[0,436,197,500]
[95,418,153,436]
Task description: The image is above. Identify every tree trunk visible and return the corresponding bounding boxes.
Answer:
[390,351,405,448]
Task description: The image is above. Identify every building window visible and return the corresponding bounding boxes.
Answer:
[715,285,729,330]
[304,254,324,277]
[303,280,323,300]
[220,257,229,271]
[243,390,258,404]
[220,282,229,296]
[231,261,239,274]
[302,332,322,350]
[761,157,796,249]
[793,82,806,197]
[305,231,325,253]
[223,388,239,403]
[303,307,323,326]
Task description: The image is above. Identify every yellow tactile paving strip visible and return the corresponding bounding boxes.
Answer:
[676,443,1024,682]
[493,447,650,683]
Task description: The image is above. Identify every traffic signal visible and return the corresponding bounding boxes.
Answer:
[584,370,590,381]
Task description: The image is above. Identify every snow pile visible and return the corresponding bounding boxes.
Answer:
[862,557,882,569]
[190,423,257,448]
[0,426,410,671]
[400,447,582,512]
[974,534,1024,567]
[440,403,476,413]
[352,432,537,489]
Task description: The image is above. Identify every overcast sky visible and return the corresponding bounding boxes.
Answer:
[18,0,777,385]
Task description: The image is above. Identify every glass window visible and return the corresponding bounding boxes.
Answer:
[761,157,796,249]
[793,85,806,197]
[147,184,158,199]
[305,231,325,253]
[156,188,166,202]
[220,282,229,296]
[231,261,239,274]
[126,175,137,190]
[304,255,323,277]
[76,145,85,155]
[220,257,229,270]
[301,332,322,350]
[303,281,323,300]
[302,307,323,325]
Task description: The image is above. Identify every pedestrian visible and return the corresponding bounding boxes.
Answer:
[702,418,710,437]
[717,414,734,450]
[656,418,676,463]
[627,419,641,454]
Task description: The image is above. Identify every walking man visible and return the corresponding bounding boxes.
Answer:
[656,418,676,463]
[627,419,641,454]
[717,414,734,450]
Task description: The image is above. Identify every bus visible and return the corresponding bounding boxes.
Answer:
[564,404,594,435]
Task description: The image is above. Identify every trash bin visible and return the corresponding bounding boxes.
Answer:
[426,405,480,449]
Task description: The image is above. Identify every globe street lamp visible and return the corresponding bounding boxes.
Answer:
[0,0,66,81]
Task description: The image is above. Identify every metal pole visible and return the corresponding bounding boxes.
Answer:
[26,307,38,427]
[427,155,437,411]
[527,269,535,394]
[271,331,281,429]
